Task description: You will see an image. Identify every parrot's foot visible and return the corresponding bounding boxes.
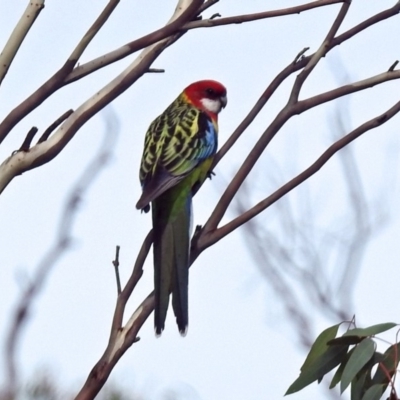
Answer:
[207,170,215,180]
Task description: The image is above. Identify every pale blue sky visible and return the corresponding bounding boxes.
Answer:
[1,1,400,399]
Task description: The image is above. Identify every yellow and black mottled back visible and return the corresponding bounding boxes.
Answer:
[136,94,218,210]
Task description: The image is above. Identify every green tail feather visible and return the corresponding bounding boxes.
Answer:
[152,194,191,336]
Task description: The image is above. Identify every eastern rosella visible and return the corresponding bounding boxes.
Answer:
[136,80,227,335]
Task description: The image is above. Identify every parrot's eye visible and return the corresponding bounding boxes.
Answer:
[206,88,216,96]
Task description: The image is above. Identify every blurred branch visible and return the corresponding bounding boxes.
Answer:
[0,107,119,400]
[0,0,45,85]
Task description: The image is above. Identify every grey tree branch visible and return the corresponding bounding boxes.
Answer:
[213,0,400,169]
[0,0,45,85]
[184,0,345,30]
[0,0,202,196]
[288,0,350,104]
[208,99,400,247]
[0,0,121,145]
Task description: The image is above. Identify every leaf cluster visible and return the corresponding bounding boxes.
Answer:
[286,322,400,400]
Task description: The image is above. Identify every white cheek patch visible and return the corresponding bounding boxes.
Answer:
[200,98,221,114]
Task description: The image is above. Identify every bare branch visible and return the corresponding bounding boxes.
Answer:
[213,53,307,167]
[197,0,219,15]
[64,0,202,85]
[0,0,203,195]
[288,1,350,104]
[184,0,345,29]
[388,60,399,72]
[75,231,154,400]
[112,246,122,296]
[203,58,400,245]
[37,109,74,144]
[0,0,45,85]
[213,2,400,169]
[0,0,120,145]
[69,0,120,62]
[207,99,400,246]
[18,127,38,152]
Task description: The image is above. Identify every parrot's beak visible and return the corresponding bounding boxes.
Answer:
[220,95,227,109]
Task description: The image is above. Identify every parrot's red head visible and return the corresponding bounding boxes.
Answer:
[183,80,227,119]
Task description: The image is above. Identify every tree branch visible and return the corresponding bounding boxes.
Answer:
[64,0,203,85]
[184,0,345,30]
[0,0,120,145]
[0,0,45,85]
[207,99,400,247]
[0,0,203,196]
[288,0,350,104]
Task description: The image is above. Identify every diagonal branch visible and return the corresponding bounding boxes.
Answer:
[213,1,400,169]
[288,0,350,104]
[64,0,204,85]
[0,0,121,145]
[184,0,345,29]
[205,99,400,247]
[0,0,203,196]
[0,0,45,85]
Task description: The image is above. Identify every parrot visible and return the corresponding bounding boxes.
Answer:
[136,80,227,336]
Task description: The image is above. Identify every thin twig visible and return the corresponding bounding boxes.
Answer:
[197,0,219,15]
[18,127,38,152]
[147,68,165,73]
[289,1,351,104]
[112,246,122,295]
[37,109,74,143]
[293,47,310,64]
[388,60,399,72]
[184,0,345,29]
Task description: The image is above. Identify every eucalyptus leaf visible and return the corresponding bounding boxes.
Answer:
[340,338,375,393]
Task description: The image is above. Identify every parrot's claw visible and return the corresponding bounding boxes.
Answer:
[207,170,215,180]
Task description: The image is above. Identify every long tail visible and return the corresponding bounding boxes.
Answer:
[152,195,191,336]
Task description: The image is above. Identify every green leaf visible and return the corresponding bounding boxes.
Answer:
[341,338,376,393]
[286,344,348,395]
[361,384,384,400]
[351,368,369,400]
[372,342,400,390]
[330,348,354,389]
[344,323,397,337]
[351,352,385,400]
[328,336,364,346]
[300,323,341,372]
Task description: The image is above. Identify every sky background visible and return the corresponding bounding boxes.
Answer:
[1,1,400,399]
